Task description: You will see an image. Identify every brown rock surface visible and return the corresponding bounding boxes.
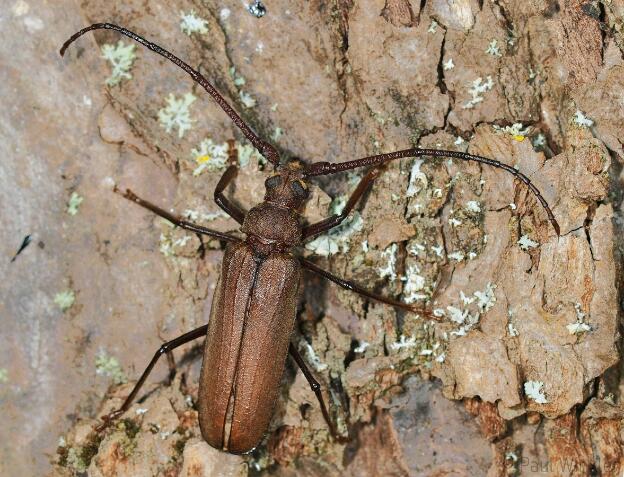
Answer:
[1,1,622,476]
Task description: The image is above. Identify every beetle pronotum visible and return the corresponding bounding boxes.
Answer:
[60,23,559,454]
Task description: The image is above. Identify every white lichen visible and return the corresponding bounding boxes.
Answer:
[448,251,465,262]
[443,58,455,70]
[354,341,370,353]
[300,340,327,372]
[239,90,257,108]
[474,282,497,312]
[158,92,197,138]
[532,133,546,149]
[447,305,469,324]
[493,122,531,141]
[448,217,462,227]
[427,20,438,33]
[220,8,231,21]
[402,264,427,303]
[183,209,229,222]
[573,110,594,128]
[518,234,539,251]
[407,242,425,256]
[95,350,127,384]
[271,127,283,141]
[508,323,519,337]
[567,304,591,334]
[159,233,175,257]
[462,76,494,109]
[389,335,417,350]
[431,244,444,257]
[377,243,398,281]
[191,138,230,175]
[67,191,83,216]
[54,290,75,311]
[180,10,209,35]
[506,452,519,462]
[465,200,481,213]
[101,41,136,86]
[485,39,502,57]
[524,380,548,404]
[247,0,266,18]
[406,159,428,197]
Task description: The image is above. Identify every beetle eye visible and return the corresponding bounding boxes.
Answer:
[290,179,308,198]
[265,174,282,189]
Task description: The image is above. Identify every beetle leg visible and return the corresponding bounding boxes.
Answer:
[96,324,208,432]
[213,139,247,224]
[114,186,240,243]
[302,166,381,240]
[288,343,349,443]
[300,258,438,320]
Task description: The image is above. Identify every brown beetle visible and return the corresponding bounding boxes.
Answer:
[60,24,559,454]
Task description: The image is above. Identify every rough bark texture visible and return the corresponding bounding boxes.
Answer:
[1,0,623,476]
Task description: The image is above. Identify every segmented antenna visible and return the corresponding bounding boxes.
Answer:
[60,23,280,167]
[305,147,560,235]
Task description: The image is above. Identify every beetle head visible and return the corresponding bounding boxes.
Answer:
[264,158,310,209]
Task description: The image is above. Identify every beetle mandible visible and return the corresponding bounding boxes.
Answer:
[60,23,560,454]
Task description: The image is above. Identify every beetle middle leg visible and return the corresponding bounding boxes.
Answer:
[288,343,349,443]
[213,139,247,224]
[96,324,208,432]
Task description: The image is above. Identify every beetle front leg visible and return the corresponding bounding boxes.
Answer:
[96,324,208,432]
[213,139,247,224]
[288,343,349,443]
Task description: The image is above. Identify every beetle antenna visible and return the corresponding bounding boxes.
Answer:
[60,23,280,167]
[305,147,560,235]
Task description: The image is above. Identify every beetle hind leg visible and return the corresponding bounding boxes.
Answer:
[288,343,350,443]
[96,324,208,433]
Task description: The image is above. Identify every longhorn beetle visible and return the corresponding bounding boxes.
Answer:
[60,23,559,454]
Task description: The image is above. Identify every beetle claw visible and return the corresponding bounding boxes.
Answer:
[95,409,124,433]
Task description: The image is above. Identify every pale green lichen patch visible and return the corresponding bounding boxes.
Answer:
[179,10,208,35]
[191,138,229,175]
[101,41,137,86]
[239,90,257,108]
[573,110,594,128]
[443,58,454,70]
[158,92,197,138]
[524,380,548,404]
[462,76,494,109]
[485,39,502,57]
[438,282,497,336]
[190,139,263,176]
[67,191,83,215]
[518,234,539,250]
[54,290,75,311]
[95,350,127,384]
[0,368,8,383]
